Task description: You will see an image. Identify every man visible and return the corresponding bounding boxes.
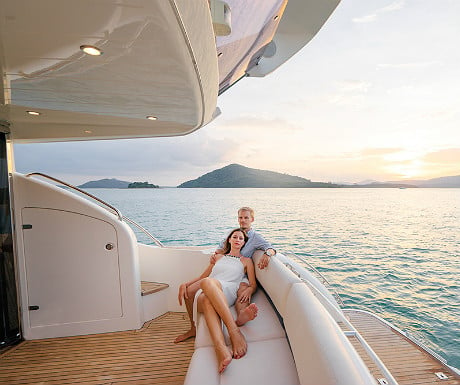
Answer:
[174,206,275,343]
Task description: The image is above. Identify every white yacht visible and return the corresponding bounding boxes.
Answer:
[0,1,458,384]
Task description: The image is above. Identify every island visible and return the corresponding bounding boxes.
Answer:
[128,182,159,188]
[178,164,340,188]
[78,178,131,189]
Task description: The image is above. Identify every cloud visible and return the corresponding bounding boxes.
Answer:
[422,148,460,164]
[352,14,377,24]
[353,1,405,23]
[338,80,372,93]
[360,148,403,157]
[377,61,442,70]
[328,80,372,106]
[14,130,237,185]
[216,116,303,133]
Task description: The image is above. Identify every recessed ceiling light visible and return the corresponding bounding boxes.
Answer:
[146,116,158,121]
[80,45,103,56]
[26,110,41,116]
[84,130,92,134]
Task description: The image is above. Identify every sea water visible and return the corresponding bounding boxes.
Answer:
[86,187,459,368]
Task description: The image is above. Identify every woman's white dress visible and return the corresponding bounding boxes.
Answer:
[193,255,245,323]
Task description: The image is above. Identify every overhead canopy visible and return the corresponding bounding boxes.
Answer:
[0,0,219,142]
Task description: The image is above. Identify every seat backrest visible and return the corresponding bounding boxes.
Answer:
[253,251,302,317]
[283,283,376,385]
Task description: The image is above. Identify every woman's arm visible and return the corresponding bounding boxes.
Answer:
[245,258,257,292]
[237,257,257,303]
[177,255,222,305]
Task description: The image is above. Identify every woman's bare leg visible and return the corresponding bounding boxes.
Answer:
[197,294,232,373]
[174,280,202,343]
[200,278,247,359]
[235,283,258,326]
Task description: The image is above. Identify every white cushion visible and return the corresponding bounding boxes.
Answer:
[184,347,220,385]
[220,338,300,385]
[186,339,300,385]
[195,290,285,349]
[284,283,375,385]
[254,254,302,316]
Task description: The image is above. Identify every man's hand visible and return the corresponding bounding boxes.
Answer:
[177,283,188,306]
[258,254,271,269]
[209,252,218,265]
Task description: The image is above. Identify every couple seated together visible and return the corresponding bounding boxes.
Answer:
[175,207,275,373]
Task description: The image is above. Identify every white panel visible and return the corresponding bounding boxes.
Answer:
[23,208,122,327]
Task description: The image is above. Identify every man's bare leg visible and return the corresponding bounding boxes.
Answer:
[174,280,202,343]
[235,282,258,327]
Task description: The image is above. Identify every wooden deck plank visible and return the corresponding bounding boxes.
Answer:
[0,312,193,385]
[344,309,460,385]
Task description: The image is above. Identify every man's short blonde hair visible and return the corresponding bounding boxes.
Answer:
[238,207,255,220]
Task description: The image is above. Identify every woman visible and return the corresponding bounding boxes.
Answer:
[176,228,257,373]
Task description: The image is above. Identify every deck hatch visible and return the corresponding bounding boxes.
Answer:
[435,372,449,380]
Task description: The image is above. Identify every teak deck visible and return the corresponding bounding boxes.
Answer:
[1,308,458,385]
[343,309,460,385]
[0,312,194,385]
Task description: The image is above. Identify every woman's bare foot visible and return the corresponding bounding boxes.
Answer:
[236,303,258,326]
[174,328,196,343]
[228,327,247,359]
[215,345,233,373]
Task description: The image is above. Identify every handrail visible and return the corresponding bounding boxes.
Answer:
[284,251,345,307]
[25,172,164,247]
[26,172,123,220]
[122,216,164,248]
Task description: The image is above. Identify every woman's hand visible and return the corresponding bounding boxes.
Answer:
[178,283,188,306]
[238,286,254,303]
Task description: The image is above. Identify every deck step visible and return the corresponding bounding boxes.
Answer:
[141,281,169,296]
[141,281,170,323]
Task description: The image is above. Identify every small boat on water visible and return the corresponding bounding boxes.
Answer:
[0,1,458,384]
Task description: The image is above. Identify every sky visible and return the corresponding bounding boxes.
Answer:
[13,0,460,186]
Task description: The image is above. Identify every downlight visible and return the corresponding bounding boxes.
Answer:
[80,45,103,56]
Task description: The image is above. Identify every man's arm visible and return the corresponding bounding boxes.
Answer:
[252,232,276,269]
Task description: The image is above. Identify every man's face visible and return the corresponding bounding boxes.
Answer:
[238,210,254,231]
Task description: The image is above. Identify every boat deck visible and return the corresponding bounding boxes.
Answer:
[1,308,458,385]
[344,309,460,385]
[0,312,194,385]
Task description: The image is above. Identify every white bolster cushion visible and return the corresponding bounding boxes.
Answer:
[254,253,302,317]
[284,283,375,385]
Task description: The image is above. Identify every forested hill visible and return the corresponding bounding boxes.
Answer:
[78,178,131,188]
[177,164,340,188]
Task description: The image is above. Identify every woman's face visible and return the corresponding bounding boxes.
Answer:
[229,230,245,249]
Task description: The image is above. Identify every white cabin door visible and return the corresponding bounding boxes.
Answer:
[22,208,122,328]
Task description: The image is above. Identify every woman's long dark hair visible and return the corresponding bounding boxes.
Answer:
[223,228,248,255]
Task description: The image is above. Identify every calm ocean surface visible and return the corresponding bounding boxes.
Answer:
[87,188,459,368]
